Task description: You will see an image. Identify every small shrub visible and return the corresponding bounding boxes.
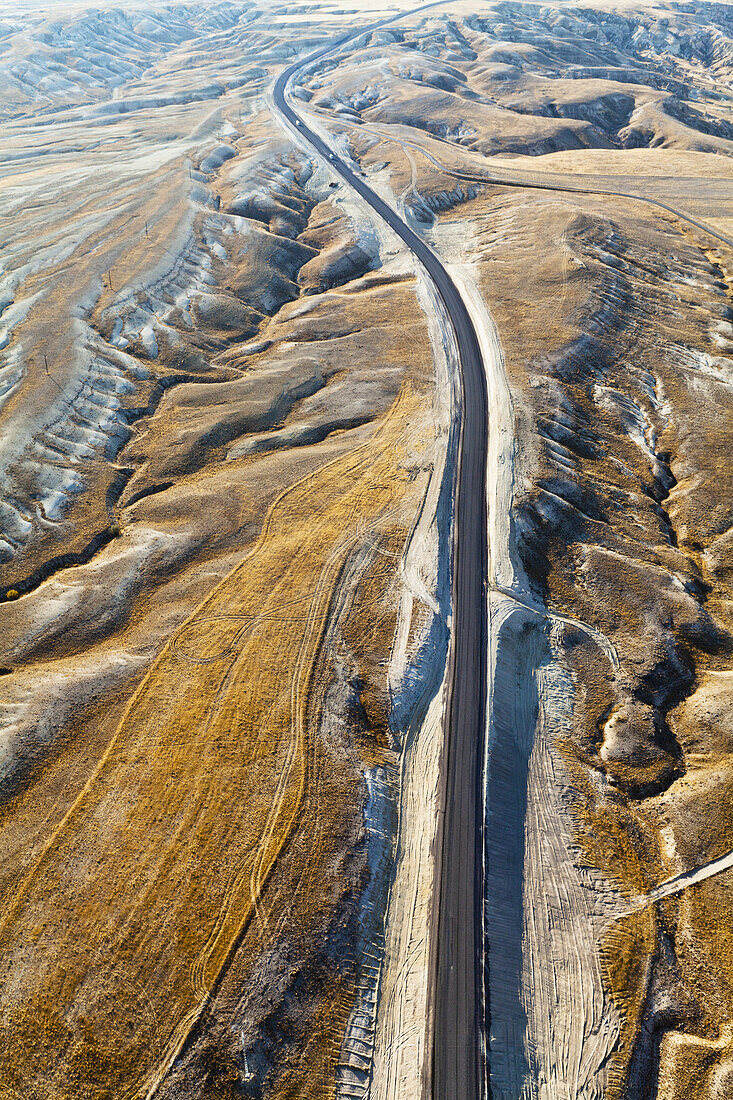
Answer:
[5,589,19,601]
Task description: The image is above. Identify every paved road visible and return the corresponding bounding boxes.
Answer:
[273,20,489,1100]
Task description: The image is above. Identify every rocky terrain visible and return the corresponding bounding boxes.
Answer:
[1,0,733,1098]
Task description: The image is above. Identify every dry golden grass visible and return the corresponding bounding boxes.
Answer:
[464,182,733,1094]
[600,908,657,1100]
[0,383,428,1100]
[655,876,733,1097]
[266,973,356,1100]
[657,1027,733,1100]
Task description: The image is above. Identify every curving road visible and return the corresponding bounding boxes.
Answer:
[274,18,489,1100]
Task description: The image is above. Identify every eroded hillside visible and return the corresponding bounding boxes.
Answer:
[2,0,733,1098]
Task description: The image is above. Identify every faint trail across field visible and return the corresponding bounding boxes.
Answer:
[620,847,733,917]
[388,132,733,250]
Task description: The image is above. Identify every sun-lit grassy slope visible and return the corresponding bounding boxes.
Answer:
[8,0,733,1095]
[328,5,733,1080]
[0,104,439,1079]
[0,27,442,1095]
[0,382,428,1100]
[0,1,448,1097]
[464,179,733,1096]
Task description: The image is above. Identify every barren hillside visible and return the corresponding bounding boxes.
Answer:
[1,1,733,1098]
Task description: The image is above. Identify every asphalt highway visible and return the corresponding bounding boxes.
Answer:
[274,20,489,1100]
